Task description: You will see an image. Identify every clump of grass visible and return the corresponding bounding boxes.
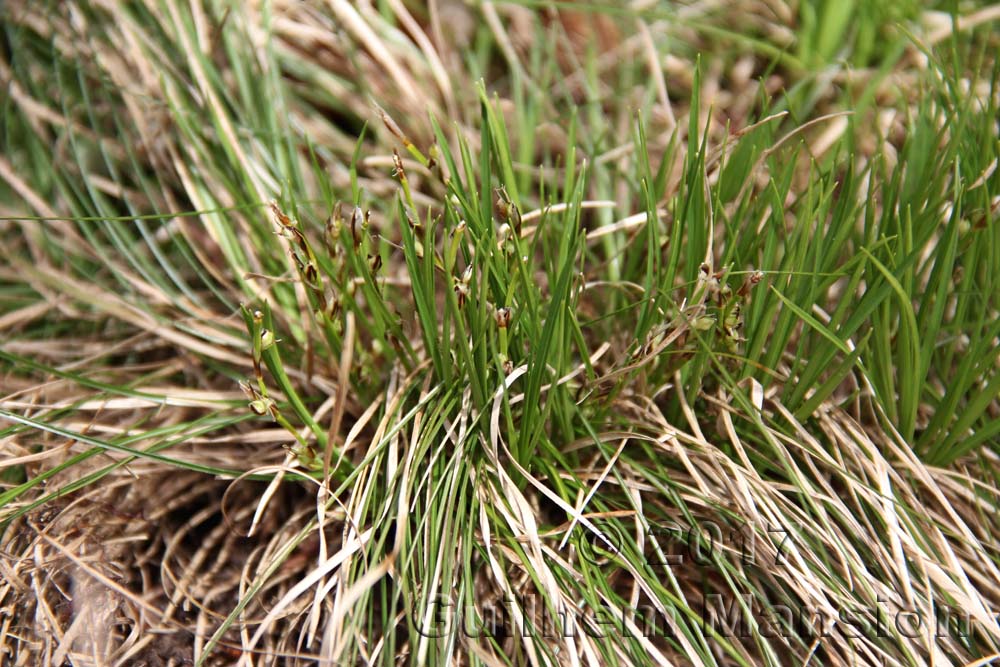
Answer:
[1,2,999,666]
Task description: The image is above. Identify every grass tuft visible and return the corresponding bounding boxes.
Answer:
[1,1,999,665]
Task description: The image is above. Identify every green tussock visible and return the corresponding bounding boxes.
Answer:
[1,1,999,666]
